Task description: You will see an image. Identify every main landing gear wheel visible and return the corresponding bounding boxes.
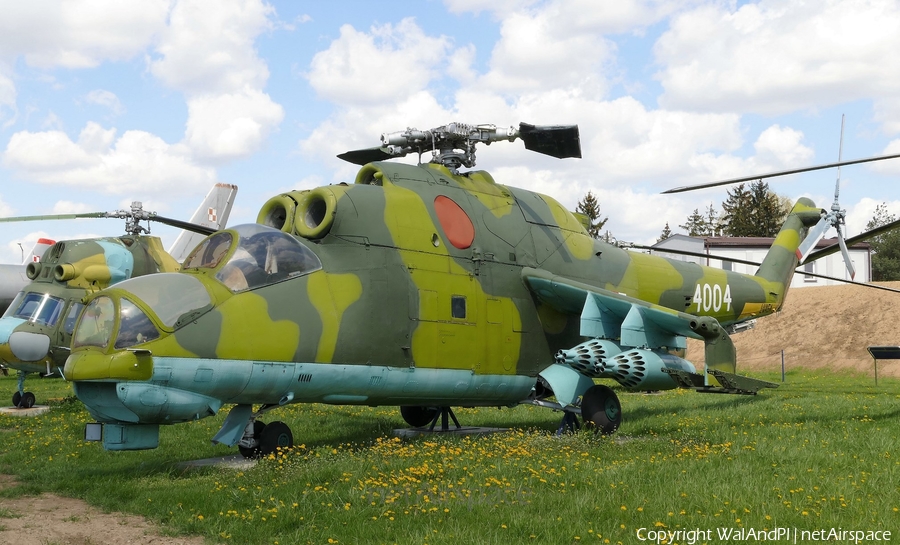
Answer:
[400,406,439,428]
[12,391,36,409]
[581,385,622,435]
[258,421,293,456]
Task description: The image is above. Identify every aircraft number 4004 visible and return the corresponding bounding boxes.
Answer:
[692,283,732,313]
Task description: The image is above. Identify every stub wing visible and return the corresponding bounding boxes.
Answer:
[521,267,776,396]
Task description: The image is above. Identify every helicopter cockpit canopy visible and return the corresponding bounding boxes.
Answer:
[183,224,322,292]
[2,291,65,327]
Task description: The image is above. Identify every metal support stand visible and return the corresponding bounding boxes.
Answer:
[427,407,461,431]
[556,411,581,435]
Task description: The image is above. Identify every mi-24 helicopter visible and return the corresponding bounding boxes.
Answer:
[0,183,237,408]
[60,121,897,456]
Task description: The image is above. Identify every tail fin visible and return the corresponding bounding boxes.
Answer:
[754,197,823,307]
[23,238,56,264]
[168,183,238,262]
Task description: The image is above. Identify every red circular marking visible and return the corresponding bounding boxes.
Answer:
[434,195,475,249]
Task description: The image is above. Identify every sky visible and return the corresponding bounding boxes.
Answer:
[2,0,900,264]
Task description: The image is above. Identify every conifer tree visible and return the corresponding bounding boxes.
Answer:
[657,222,673,242]
[576,191,608,239]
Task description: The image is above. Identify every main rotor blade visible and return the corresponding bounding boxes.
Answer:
[796,216,830,264]
[337,146,397,165]
[663,152,900,194]
[626,244,900,293]
[805,217,900,262]
[150,215,216,236]
[518,123,582,159]
[0,212,107,223]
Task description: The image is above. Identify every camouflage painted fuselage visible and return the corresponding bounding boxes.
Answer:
[65,162,819,439]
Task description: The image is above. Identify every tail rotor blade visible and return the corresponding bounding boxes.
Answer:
[796,216,830,263]
[518,123,582,159]
[836,226,856,280]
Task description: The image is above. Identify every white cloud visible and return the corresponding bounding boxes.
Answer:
[478,10,613,96]
[185,90,284,161]
[0,0,171,69]
[84,89,125,116]
[150,0,274,95]
[52,200,96,214]
[655,0,900,122]
[844,196,900,239]
[752,125,815,167]
[148,0,283,162]
[2,123,216,195]
[307,18,453,106]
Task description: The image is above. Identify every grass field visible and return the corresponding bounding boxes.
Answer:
[0,370,897,545]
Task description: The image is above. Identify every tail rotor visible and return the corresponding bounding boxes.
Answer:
[795,115,855,280]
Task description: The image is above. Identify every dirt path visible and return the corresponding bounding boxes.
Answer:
[0,474,207,545]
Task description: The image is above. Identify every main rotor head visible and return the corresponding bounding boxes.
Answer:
[338,122,581,173]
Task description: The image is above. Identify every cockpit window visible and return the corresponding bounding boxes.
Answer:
[115,298,160,348]
[8,292,65,326]
[110,273,211,328]
[183,231,233,269]
[213,224,322,292]
[73,296,116,349]
[63,302,84,335]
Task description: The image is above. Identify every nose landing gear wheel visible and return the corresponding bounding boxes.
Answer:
[12,391,36,409]
[581,385,621,435]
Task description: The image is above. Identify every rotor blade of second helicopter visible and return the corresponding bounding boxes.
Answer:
[0,212,107,223]
[150,215,217,236]
[663,152,900,194]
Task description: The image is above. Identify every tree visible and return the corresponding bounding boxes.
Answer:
[679,203,721,237]
[704,203,723,236]
[720,180,788,237]
[657,222,673,242]
[679,208,707,236]
[865,203,900,281]
[576,191,608,239]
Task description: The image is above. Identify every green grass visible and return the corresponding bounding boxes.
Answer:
[0,371,898,545]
